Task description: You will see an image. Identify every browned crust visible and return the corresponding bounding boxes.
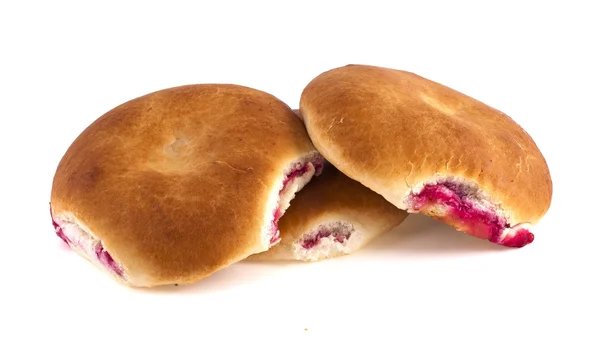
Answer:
[252,163,408,260]
[50,84,319,286]
[299,64,552,225]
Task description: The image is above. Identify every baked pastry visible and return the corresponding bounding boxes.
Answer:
[299,64,552,247]
[50,84,323,287]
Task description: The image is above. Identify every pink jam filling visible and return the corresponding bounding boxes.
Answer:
[50,206,124,277]
[269,160,324,245]
[280,161,322,195]
[408,182,534,248]
[301,229,352,250]
[269,208,284,245]
[94,245,124,277]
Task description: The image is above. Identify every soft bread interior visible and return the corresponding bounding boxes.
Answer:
[260,152,324,249]
[402,175,534,247]
[51,211,129,283]
[292,220,364,262]
[250,213,400,263]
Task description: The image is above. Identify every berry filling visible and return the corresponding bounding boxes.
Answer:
[94,245,124,277]
[301,229,352,250]
[268,160,324,245]
[293,221,357,262]
[269,208,283,245]
[408,181,534,248]
[50,207,124,277]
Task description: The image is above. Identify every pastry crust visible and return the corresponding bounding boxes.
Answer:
[300,64,552,246]
[51,84,322,286]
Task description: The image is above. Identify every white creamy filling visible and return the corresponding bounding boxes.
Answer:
[59,220,99,260]
[54,215,126,279]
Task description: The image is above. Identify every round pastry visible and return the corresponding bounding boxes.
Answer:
[50,84,324,287]
[299,64,552,248]
[250,162,408,262]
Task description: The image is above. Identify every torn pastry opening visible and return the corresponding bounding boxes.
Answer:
[50,207,126,279]
[265,154,324,248]
[404,177,534,248]
[292,221,362,262]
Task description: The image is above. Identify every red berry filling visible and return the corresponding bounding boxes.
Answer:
[94,245,124,277]
[269,160,324,245]
[301,229,352,250]
[408,182,534,248]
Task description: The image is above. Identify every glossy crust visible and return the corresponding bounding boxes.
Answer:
[51,84,319,286]
[299,64,552,228]
[250,163,408,261]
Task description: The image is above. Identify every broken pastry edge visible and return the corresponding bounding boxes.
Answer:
[50,208,134,285]
[262,151,325,249]
[401,175,534,248]
[250,209,403,263]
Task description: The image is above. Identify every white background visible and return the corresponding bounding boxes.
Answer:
[1,1,598,342]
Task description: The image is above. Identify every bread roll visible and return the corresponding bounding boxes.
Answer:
[50,84,323,287]
[299,64,552,248]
